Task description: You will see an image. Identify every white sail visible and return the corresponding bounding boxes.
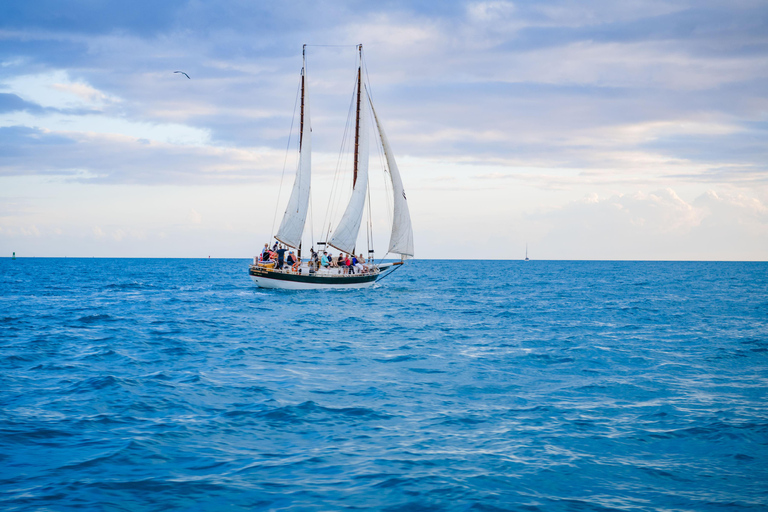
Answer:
[370,101,414,258]
[329,82,369,255]
[276,66,311,249]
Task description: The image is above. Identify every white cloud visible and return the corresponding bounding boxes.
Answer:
[0,129,283,184]
[20,225,40,237]
[50,82,115,105]
[5,70,120,110]
[529,188,768,259]
[529,0,688,27]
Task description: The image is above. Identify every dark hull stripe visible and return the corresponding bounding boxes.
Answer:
[249,268,378,284]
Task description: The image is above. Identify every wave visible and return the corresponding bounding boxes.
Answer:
[76,314,117,324]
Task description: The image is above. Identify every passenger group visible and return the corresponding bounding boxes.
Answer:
[257,242,369,274]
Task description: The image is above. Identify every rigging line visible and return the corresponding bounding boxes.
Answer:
[363,48,376,242]
[377,125,393,233]
[322,81,351,241]
[376,263,403,283]
[322,71,358,244]
[304,44,360,48]
[363,82,393,229]
[365,203,371,254]
[366,103,379,256]
[270,71,302,241]
[309,191,315,252]
[322,96,350,242]
[366,173,373,254]
[363,86,376,257]
[368,99,392,264]
[362,48,379,118]
[305,51,314,247]
[369,92,393,227]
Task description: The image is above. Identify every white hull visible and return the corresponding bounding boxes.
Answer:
[250,274,377,290]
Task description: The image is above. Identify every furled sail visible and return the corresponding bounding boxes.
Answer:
[370,101,414,257]
[329,81,369,255]
[276,63,311,249]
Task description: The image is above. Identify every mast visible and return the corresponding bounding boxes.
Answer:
[275,46,312,249]
[299,44,306,150]
[353,44,362,187]
[328,44,370,255]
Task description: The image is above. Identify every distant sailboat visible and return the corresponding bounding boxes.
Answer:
[525,244,529,261]
[248,45,414,290]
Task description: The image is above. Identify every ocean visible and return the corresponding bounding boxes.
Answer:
[1,258,767,511]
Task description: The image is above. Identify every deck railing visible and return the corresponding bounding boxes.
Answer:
[249,263,377,277]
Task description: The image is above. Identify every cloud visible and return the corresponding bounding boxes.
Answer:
[0,92,44,113]
[0,0,188,36]
[530,188,768,259]
[50,81,116,105]
[0,126,284,184]
[3,69,121,111]
[2,1,766,176]
[19,224,40,237]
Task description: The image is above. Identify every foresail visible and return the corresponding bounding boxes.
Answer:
[370,101,414,257]
[276,70,311,248]
[329,84,369,255]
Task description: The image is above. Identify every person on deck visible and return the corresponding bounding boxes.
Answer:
[337,253,345,272]
[286,250,296,267]
[275,246,287,270]
[321,252,330,268]
[355,254,367,273]
[345,254,353,274]
[261,244,269,259]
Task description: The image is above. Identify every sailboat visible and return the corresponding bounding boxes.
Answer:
[249,45,414,290]
[525,244,529,261]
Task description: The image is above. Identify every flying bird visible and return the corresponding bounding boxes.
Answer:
[174,71,191,79]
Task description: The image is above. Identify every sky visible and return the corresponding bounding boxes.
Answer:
[1,0,767,260]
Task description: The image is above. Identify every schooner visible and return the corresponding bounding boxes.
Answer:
[249,44,414,289]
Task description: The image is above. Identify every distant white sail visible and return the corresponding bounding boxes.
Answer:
[370,101,414,258]
[329,83,369,255]
[276,66,311,249]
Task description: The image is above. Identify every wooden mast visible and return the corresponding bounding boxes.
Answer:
[298,45,307,259]
[299,44,306,150]
[353,44,362,188]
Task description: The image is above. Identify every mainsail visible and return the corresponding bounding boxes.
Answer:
[276,53,311,249]
[328,72,369,255]
[370,101,414,258]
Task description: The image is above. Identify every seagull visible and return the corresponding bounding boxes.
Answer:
[174,71,191,79]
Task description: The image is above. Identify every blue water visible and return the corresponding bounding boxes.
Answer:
[1,259,767,511]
